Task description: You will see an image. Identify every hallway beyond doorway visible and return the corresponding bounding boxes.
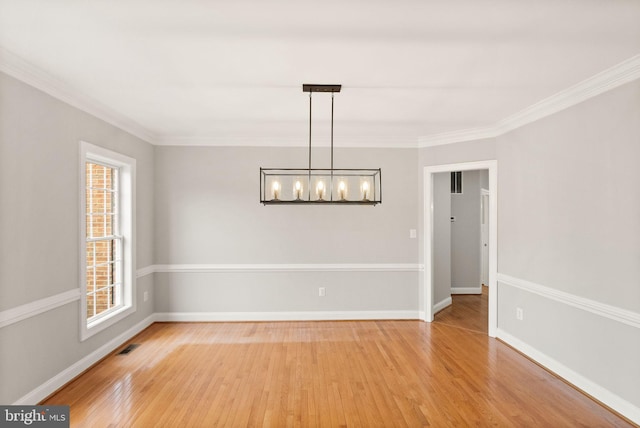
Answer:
[434,286,488,334]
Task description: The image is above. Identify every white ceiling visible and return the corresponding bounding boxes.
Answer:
[1,0,639,147]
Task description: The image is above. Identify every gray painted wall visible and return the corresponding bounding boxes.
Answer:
[433,173,451,306]
[496,81,640,311]
[495,78,640,408]
[153,146,420,313]
[419,78,640,411]
[2,63,639,417]
[154,271,418,313]
[0,72,155,404]
[451,170,481,290]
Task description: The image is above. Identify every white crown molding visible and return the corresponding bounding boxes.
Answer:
[13,314,156,405]
[4,46,638,150]
[155,310,419,322]
[154,135,419,149]
[0,289,81,329]
[497,328,640,424]
[154,136,301,147]
[495,54,640,135]
[497,273,640,329]
[419,54,640,148]
[418,126,499,147]
[0,48,156,144]
[144,263,423,275]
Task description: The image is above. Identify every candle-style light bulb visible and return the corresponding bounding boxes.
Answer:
[316,180,325,200]
[338,180,346,200]
[362,181,370,201]
[294,180,302,200]
[272,181,280,200]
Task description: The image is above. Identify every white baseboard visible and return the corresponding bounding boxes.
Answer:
[433,297,452,314]
[12,308,639,425]
[10,310,416,405]
[451,287,482,294]
[496,328,640,424]
[13,314,156,405]
[155,310,420,322]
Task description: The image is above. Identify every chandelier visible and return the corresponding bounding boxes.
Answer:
[260,84,382,205]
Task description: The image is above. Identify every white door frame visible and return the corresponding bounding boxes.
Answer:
[480,188,490,287]
[423,160,498,337]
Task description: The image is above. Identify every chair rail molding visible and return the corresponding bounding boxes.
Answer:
[0,289,81,329]
[498,273,640,329]
[137,263,423,277]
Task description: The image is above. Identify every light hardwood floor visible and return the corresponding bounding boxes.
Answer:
[43,316,632,426]
[433,286,489,334]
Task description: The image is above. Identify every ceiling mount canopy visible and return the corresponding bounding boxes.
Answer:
[302,84,342,93]
[260,84,382,205]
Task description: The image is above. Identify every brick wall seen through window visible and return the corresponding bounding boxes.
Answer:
[85,162,121,320]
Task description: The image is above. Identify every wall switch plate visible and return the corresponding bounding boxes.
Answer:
[319,287,326,297]
[516,307,523,320]
[144,291,149,302]
[409,229,417,239]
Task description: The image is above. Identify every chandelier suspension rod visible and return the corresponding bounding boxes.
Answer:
[330,92,334,200]
[308,92,312,201]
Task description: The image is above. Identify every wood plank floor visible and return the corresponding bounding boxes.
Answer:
[43,319,632,427]
[433,286,489,334]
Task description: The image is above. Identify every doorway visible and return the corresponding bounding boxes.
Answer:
[423,160,498,337]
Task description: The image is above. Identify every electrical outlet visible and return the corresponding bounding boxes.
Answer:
[516,307,523,321]
[144,291,149,302]
[409,229,417,239]
[319,287,326,297]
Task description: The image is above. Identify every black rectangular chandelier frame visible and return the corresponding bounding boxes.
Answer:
[260,84,382,205]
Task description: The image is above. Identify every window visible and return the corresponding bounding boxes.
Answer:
[80,142,135,340]
[86,162,120,320]
[451,171,463,194]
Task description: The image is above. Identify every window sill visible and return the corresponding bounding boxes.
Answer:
[81,305,135,341]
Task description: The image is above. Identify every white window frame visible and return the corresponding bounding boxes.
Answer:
[80,141,136,341]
